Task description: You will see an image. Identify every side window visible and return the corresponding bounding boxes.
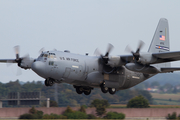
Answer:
[49,61,54,66]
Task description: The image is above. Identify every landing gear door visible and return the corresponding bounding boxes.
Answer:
[49,61,58,78]
[63,67,71,78]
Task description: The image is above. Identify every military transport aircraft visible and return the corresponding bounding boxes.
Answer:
[1,18,180,95]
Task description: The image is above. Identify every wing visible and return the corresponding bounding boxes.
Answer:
[161,67,180,72]
[120,55,134,64]
[0,59,16,63]
[152,51,180,64]
[119,51,180,65]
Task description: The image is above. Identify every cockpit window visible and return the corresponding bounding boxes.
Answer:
[49,53,56,59]
[43,54,48,57]
[40,54,44,57]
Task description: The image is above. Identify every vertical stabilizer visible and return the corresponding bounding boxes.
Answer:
[149,18,170,68]
[148,18,170,53]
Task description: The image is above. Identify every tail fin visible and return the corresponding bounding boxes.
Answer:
[149,18,171,68]
[148,18,170,53]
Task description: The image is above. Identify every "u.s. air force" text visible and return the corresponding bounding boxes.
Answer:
[59,57,79,62]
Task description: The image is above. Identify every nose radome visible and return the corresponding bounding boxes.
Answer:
[31,61,45,76]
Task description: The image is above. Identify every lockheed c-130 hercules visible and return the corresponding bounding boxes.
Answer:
[1,18,180,95]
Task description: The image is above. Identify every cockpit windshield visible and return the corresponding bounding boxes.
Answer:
[40,54,48,58]
[49,53,56,59]
[39,53,56,59]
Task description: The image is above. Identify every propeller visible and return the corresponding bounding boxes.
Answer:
[94,43,114,64]
[39,47,45,54]
[6,45,23,75]
[6,45,33,75]
[14,45,22,66]
[13,46,31,69]
[14,46,20,60]
[125,40,145,62]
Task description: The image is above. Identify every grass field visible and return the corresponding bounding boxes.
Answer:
[151,93,180,100]
[151,93,180,105]
[110,104,180,108]
[109,93,180,108]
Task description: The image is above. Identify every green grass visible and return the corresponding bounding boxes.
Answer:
[110,104,180,108]
[151,93,180,101]
[151,93,180,105]
[2,119,104,120]
[109,93,180,108]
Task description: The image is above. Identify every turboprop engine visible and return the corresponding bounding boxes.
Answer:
[14,46,34,69]
[125,63,160,74]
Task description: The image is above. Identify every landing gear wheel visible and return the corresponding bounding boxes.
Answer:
[48,79,54,86]
[84,89,91,95]
[108,88,116,95]
[45,79,48,86]
[101,86,109,93]
[76,87,83,94]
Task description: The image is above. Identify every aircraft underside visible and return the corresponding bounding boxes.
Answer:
[43,66,154,95]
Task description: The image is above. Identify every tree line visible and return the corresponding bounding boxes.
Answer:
[0,80,152,107]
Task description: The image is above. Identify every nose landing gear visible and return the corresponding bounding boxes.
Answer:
[44,78,54,86]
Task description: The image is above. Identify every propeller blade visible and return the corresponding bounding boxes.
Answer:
[16,67,22,76]
[105,43,114,57]
[136,40,145,53]
[94,48,102,56]
[14,45,20,60]
[6,62,13,67]
[125,44,134,53]
[125,40,145,62]
[39,47,45,54]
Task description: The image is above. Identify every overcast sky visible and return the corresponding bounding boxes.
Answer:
[0,0,180,83]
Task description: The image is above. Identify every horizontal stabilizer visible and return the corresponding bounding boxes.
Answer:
[161,67,180,72]
[153,51,180,59]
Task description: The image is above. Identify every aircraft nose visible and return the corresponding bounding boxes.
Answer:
[31,61,46,77]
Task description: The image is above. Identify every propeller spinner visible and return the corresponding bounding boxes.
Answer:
[125,40,144,62]
[94,43,114,65]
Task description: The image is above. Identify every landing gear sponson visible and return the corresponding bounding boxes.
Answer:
[100,82,116,95]
[73,86,93,95]
[44,79,117,95]
[73,83,116,95]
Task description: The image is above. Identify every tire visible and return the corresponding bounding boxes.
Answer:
[48,79,54,86]
[76,87,83,94]
[84,89,91,95]
[108,88,116,95]
[44,79,48,86]
[101,86,108,93]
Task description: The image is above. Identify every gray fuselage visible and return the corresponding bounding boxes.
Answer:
[32,51,154,90]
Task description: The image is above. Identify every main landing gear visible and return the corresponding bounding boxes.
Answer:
[74,86,92,95]
[44,78,54,86]
[100,83,116,95]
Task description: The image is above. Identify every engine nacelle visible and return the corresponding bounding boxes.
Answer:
[107,56,124,67]
[19,58,35,69]
[125,63,160,74]
[138,53,157,64]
